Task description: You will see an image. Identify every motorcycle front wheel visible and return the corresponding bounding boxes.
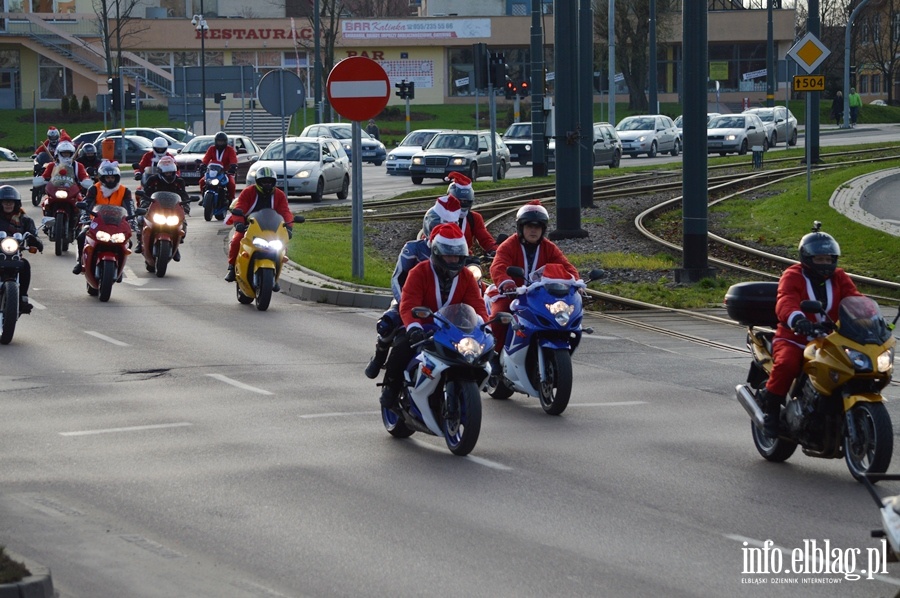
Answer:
[255,268,274,311]
[539,348,572,415]
[98,260,116,302]
[0,281,19,345]
[31,189,40,207]
[55,212,66,256]
[844,401,893,481]
[444,380,482,456]
[203,191,214,221]
[154,240,172,278]
[751,419,798,462]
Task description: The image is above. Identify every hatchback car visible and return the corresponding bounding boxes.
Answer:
[299,123,387,165]
[408,130,510,183]
[172,134,262,187]
[742,106,797,147]
[96,127,185,151]
[385,129,441,176]
[615,115,680,158]
[156,127,195,143]
[673,113,720,145]
[0,147,18,161]
[71,129,105,150]
[245,137,350,202]
[502,122,535,166]
[547,122,621,170]
[706,114,768,155]
[91,135,156,165]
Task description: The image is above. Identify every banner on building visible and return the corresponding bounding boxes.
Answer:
[342,19,491,39]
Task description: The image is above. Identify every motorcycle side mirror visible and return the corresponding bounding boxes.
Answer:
[231,208,245,218]
[412,306,433,319]
[800,299,824,314]
[586,268,606,282]
[495,233,509,244]
[134,207,148,216]
[293,215,305,224]
[506,266,525,279]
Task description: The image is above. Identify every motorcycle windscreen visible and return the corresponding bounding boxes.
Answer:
[437,303,480,334]
[838,296,892,345]
[94,205,128,225]
[250,209,284,232]
[149,191,181,209]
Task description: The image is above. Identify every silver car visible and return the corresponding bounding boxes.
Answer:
[385,129,441,176]
[707,114,769,155]
[743,106,798,147]
[245,137,350,202]
[615,115,680,158]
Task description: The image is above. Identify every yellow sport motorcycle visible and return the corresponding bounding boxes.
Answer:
[230,208,303,311]
[727,282,898,482]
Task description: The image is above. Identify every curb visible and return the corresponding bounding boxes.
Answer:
[829,167,900,237]
[278,261,393,310]
[0,550,54,598]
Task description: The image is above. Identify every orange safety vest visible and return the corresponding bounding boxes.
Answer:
[93,184,127,207]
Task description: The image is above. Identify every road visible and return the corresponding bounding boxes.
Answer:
[1,127,900,597]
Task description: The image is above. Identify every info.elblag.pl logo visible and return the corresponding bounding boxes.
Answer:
[741,539,891,584]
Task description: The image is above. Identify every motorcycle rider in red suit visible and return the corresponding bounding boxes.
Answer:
[34,127,70,157]
[422,172,497,254]
[377,223,489,410]
[137,156,190,260]
[135,137,172,179]
[201,132,238,202]
[488,200,579,354]
[224,166,293,287]
[39,141,94,193]
[758,226,861,436]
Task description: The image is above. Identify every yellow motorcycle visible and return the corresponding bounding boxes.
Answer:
[230,208,303,311]
[728,282,898,481]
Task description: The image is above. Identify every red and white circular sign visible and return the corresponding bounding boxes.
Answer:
[326,57,390,122]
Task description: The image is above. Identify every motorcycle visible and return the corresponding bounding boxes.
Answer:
[486,264,604,415]
[0,231,39,345]
[39,164,82,256]
[134,190,193,277]
[31,151,53,207]
[728,281,898,481]
[230,208,304,311]
[76,202,134,302]
[381,304,507,456]
[200,162,232,222]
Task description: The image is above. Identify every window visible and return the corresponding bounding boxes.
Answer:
[859,75,869,94]
[872,74,882,93]
[39,55,71,101]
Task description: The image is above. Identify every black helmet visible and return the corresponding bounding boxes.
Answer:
[82,143,97,158]
[214,132,228,149]
[799,222,841,279]
[0,185,22,211]
[515,200,549,244]
[428,223,468,281]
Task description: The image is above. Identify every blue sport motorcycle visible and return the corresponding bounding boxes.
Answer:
[200,162,231,222]
[487,265,603,415]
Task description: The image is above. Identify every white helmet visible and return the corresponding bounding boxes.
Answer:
[157,155,177,183]
[152,137,169,154]
[55,140,76,166]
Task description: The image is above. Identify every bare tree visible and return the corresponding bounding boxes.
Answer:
[342,0,413,16]
[91,0,150,80]
[857,0,900,103]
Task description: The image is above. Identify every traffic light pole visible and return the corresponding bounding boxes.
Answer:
[405,96,410,135]
[489,82,497,183]
[118,66,126,164]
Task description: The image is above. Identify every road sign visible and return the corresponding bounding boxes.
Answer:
[787,32,831,74]
[326,57,390,122]
[792,75,825,92]
[257,69,306,117]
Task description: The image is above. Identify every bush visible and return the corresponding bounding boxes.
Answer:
[60,96,70,115]
[81,95,91,114]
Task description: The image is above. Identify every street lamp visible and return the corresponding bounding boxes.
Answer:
[191,9,209,134]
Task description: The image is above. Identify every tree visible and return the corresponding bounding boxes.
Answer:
[91,0,150,116]
[857,1,900,103]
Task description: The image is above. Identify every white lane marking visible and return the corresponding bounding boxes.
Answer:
[133,288,170,292]
[60,422,193,437]
[300,411,380,419]
[582,335,621,340]
[84,330,129,346]
[122,265,148,286]
[411,438,513,470]
[527,401,648,409]
[26,299,46,310]
[206,373,273,395]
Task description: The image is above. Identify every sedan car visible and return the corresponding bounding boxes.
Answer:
[615,115,680,158]
[91,134,156,165]
[71,129,105,150]
[673,112,720,143]
[245,137,350,202]
[408,130,510,183]
[172,134,262,187]
[547,122,622,170]
[299,123,387,165]
[502,122,534,166]
[706,113,768,155]
[385,129,441,176]
[96,127,185,151]
[0,147,18,161]
[743,106,797,147]
[155,127,195,143]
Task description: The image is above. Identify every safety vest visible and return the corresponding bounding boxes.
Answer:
[93,184,127,207]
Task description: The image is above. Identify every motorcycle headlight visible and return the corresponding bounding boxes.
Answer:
[455,337,485,363]
[111,233,126,243]
[466,264,482,281]
[209,178,219,186]
[165,215,180,226]
[55,190,68,199]
[844,347,873,372]
[294,170,311,178]
[95,230,111,242]
[252,238,283,251]
[547,300,575,326]
[0,237,19,255]
[152,213,168,225]
[877,348,894,373]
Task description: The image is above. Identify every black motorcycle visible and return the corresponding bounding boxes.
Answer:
[0,231,38,344]
[31,151,53,207]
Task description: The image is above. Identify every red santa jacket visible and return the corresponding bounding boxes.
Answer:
[460,211,497,253]
[232,186,294,225]
[490,235,579,288]
[400,260,489,329]
[41,161,91,185]
[137,150,173,174]
[774,263,861,346]
[201,145,239,171]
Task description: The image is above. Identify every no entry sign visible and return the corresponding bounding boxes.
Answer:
[326,57,390,122]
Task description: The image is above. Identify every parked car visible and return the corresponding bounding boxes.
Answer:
[299,123,387,165]
[96,127,185,151]
[71,129,105,150]
[245,137,351,202]
[172,134,262,187]
[0,147,18,161]
[502,122,535,166]
[385,129,442,176]
[706,113,769,155]
[155,127,195,143]
[743,106,797,147]
[408,130,510,183]
[615,115,680,158]
[673,112,721,142]
[90,135,157,165]
[547,122,621,170]
[870,99,887,106]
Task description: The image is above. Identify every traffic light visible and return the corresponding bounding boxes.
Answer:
[124,91,135,110]
[489,52,507,88]
[505,79,517,100]
[519,80,529,97]
[395,80,409,99]
[405,81,415,100]
[109,77,121,112]
[214,93,226,104]
[472,43,488,89]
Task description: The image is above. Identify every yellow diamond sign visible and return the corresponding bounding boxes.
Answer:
[787,32,831,74]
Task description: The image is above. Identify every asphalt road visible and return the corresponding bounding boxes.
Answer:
[1,128,900,597]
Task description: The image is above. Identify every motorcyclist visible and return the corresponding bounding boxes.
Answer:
[200,132,238,203]
[135,137,171,180]
[488,200,579,353]
[364,194,462,379]
[34,127,70,157]
[72,160,135,275]
[38,140,94,192]
[377,222,489,410]
[0,186,43,314]
[422,172,497,255]
[224,166,293,287]
[75,143,102,179]
[136,155,190,260]
[757,224,862,436]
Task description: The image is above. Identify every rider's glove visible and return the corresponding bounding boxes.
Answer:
[793,317,816,337]
[134,172,142,180]
[407,327,426,346]
[29,237,43,252]
[499,279,516,293]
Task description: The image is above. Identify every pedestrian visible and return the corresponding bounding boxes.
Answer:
[366,119,381,141]
[830,90,843,126]
[848,87,862,127]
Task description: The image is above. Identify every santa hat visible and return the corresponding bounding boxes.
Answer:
[429,222,468,252]
[446,171,473,202]
[432,194,461,223]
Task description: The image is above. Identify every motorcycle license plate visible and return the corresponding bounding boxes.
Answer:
[181,170,198,177]
[426,167,443,174]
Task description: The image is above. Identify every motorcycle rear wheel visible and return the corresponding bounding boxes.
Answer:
[98,260,116,302]
[31,189,40,207]
[751,419,798,462]
[255,268,274,311]
[539,348,572,415]
[444,380,482,456]
[382,406,414,438]
[844,402,893,481]
[55,213,66,256]
[0,281,19,345]
[155,240,172,278]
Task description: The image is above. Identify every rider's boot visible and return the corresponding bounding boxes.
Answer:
[224,264,235,282]
[19,295,32,315]
[759,389,783,437]
[365,338,391,379]
[379,377,401,410]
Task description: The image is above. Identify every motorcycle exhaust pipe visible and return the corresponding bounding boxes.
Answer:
[735,384,765,430]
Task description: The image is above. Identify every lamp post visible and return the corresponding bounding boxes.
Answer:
[191,7,209,134]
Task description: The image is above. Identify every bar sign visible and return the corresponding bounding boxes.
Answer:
[792,75,825,92]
